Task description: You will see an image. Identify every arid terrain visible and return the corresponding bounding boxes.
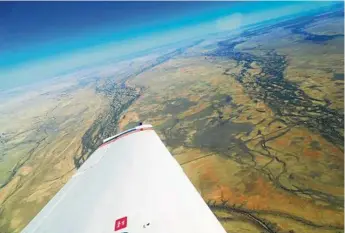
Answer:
[0,5,344,233]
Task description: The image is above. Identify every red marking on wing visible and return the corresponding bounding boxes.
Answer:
[114,216,127,231]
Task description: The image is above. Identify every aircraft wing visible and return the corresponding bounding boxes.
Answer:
[21,124,227,233]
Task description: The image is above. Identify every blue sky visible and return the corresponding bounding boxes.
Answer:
[0,1,338,90]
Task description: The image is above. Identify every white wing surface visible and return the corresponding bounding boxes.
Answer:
[22,124,227,233]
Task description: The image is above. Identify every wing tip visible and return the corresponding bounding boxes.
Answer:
[102,124,153,144]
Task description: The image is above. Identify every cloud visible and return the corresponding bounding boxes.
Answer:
[216,13,243,31]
